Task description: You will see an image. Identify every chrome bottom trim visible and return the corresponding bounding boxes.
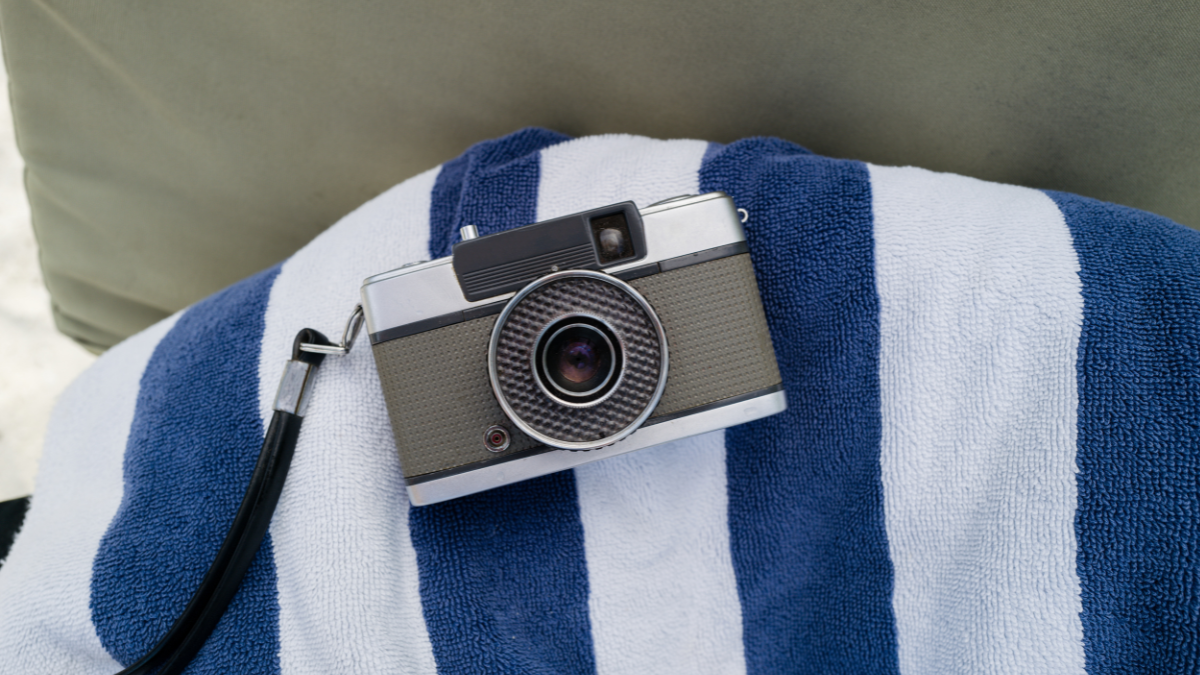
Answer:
[406,388,787,506]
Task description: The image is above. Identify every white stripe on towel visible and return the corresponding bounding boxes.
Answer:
[0,315,179,675]
[574,430,746,675]
[259,168,441,675]
[870,165,1085,675]
[539,135,747,675]
[536,134,711,219]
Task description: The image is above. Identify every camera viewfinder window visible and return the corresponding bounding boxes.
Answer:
[590,213,635,264]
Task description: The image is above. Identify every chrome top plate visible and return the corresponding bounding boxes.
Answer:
[360,192,744,336]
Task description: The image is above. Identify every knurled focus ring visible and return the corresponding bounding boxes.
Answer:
[488,271,668,450]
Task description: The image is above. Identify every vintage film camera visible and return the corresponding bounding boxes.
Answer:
[361,192,785,505]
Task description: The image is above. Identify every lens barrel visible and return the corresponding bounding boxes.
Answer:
[536,318,622,405]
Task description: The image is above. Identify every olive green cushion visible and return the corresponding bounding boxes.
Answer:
[2,0,1198,350]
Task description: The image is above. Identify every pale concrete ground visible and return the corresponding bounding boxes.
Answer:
[0,50,97,502]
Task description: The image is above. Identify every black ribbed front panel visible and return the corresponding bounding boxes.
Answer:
[458,243,596,300]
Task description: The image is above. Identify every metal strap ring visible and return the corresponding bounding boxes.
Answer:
[298,304,364,356]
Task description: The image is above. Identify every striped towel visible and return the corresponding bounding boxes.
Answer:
[1,128,1197,675]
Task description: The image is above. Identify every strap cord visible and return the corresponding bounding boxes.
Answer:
[114,328,330,675]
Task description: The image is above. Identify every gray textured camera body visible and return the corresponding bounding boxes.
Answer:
[361,192,785,505]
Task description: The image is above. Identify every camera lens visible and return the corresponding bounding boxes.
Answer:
[537,319,621,403]
[545,324,613,394]
[490,271,668,449]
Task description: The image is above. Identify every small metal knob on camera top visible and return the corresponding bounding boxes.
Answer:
[459,224,479,241]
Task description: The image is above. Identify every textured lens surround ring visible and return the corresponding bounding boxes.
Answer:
[489,270,669,450]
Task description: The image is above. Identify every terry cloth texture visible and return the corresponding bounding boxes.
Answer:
[0,128,1198,674]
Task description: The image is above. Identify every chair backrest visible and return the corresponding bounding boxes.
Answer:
[4,0,1197,349]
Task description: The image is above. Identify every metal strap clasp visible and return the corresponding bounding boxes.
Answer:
[298,304,364,356]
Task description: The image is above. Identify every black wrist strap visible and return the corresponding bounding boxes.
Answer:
[114,328,330,675]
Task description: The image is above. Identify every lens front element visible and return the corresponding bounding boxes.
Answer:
[537,319,622,404]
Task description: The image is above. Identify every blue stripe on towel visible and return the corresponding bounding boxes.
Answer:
[1046,192,1200,673]
[90,265,283,672]
[408,128,597,674]
[427,127,571,256]
[701,138,901,674]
